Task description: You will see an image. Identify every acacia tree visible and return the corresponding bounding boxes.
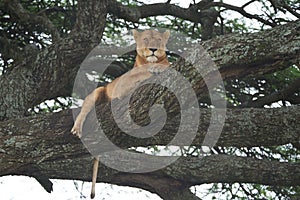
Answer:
[0,0,299,199]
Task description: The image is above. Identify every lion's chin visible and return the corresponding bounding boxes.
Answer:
[146,56,158,63]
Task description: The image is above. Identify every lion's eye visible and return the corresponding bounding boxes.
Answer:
[157,38,162,44]
[143,38,149,43]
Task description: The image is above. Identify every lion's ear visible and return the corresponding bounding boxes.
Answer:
[163,30,170,41]
[132,29,139,41]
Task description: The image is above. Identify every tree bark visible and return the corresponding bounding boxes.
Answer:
[0,20,299,120]
[0,3,300,199]
[0,106,299,173]
[0,0,108,120]
[5,154,300,199]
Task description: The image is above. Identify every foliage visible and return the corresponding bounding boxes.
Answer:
[0,0,76,71]
[0,0,299,199]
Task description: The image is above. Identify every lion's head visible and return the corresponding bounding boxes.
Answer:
[132,29,170,67]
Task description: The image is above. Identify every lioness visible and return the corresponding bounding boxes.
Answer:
[71,29,170,199]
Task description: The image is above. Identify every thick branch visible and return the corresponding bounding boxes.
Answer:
[200,20,300,78]
[108,1,202,23]
[108,1,276,27]
[0,19,298,121]
[0,106,299,174]
[165,155,300,186]
[9,154,300,199]
[0,0,108,120]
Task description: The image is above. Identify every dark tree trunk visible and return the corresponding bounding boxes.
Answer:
[0,1,299,199]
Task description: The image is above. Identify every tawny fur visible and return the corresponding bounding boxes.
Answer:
[90,156,99,199]
[71,29,170,199]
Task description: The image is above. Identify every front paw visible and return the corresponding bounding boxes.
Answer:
[148,64,167,74]
[71,121,83,138]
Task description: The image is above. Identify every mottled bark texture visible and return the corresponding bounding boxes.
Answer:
[0,1,299,199]
[1,106,299,173]
[0,0,108,120]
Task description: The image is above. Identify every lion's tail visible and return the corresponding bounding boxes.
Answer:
[90,156,99,199]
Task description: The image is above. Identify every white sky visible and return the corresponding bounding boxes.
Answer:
[0,176,162,200]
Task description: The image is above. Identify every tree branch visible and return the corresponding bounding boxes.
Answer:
[0,0,109,120]
[0,106,299,175]
[3,0,61,41]
[10,154,300,199]
[0,15,299,123]
[107,1,202,23]
[107,0,277,27]
[268,0,300,19]
[208,2,276,27]
[241,78,300,107]
[1,2,299,198]
[200,20,300,75]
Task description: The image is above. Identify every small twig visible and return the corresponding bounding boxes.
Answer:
[282,3,300,19]
[241,78,300,108]
[213,2,276,27]
[3,0,61,42]
[242,0,257,9]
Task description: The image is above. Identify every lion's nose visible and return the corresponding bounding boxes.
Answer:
[149,48,157,53]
